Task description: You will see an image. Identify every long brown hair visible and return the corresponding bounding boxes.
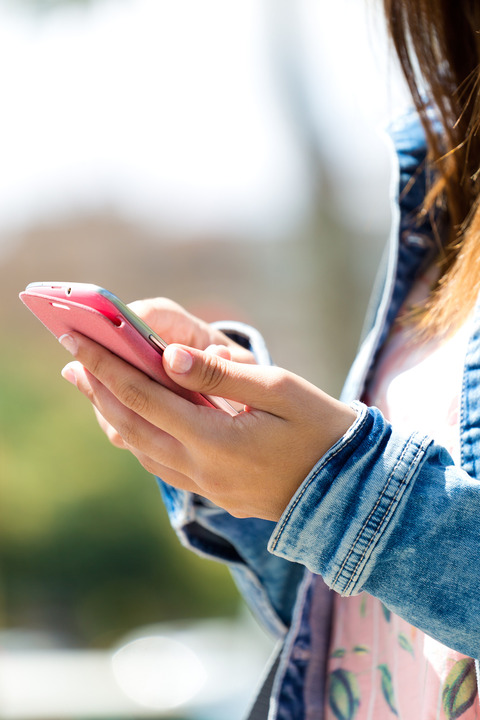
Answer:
[383,0,480,336]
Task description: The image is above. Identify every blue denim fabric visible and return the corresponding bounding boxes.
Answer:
[156,108,480,717]
[270,401,480,657]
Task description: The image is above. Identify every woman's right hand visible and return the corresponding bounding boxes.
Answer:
[61,330,357,520]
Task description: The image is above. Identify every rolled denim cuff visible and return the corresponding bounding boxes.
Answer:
[268,403,433,595]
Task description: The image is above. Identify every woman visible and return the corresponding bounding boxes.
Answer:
[58,1,480,717]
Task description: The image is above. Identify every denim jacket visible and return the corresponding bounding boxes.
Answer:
[157,109,480,718]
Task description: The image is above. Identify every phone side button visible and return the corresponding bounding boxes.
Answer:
[149,334,165,353]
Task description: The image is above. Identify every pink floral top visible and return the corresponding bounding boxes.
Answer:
[324,268,479,720]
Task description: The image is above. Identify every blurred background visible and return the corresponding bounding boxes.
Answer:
[0,0,409,717]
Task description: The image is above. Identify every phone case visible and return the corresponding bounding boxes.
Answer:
[19,284,236,414]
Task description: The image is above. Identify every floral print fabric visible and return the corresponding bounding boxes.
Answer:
[325,593,478,720]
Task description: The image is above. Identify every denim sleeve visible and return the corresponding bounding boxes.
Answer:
[269,401,480,658]
[156,321,305,638]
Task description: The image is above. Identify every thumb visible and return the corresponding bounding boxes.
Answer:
[163,343,281,412]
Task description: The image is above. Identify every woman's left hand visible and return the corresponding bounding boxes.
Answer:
[60,333,357,521]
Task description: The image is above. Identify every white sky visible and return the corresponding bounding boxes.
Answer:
[0,0,409,240]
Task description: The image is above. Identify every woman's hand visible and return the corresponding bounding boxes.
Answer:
[59,333,357,522]
[126,297,255,364]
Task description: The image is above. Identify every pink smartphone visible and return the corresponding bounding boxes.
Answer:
[19,281,237,415]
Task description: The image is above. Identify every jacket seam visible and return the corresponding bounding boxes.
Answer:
[334,435,428,595]
[333,437,412,590]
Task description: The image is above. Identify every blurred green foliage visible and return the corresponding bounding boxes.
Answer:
[0,335,240,647]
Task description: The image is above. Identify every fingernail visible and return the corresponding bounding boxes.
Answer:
[61,364,77,386]
[164,346,193,373]
[59,333,78,355]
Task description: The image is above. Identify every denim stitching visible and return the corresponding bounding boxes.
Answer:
[331,437,412,589]
[341,453,415,595]
[270,406,369,551]
[336,437,427,595]
[343,438,428,594]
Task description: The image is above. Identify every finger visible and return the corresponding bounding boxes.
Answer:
[65,361,202,490]
[205,344,232,360]
[62,358,193,474]
[59,333,208,442]
[63,361,129,449]
[163,344,292,414]
[72,364,204,493]
[128,298,210,348]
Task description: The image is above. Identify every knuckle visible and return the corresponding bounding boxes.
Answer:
[118,381,151,416]
[194,466,213,491]
[118,420,141,449]
[131,298,180,326]
[199,355,226,393]
[268,367,292,395]
[194,465,222,497]
[86,353,107,384]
